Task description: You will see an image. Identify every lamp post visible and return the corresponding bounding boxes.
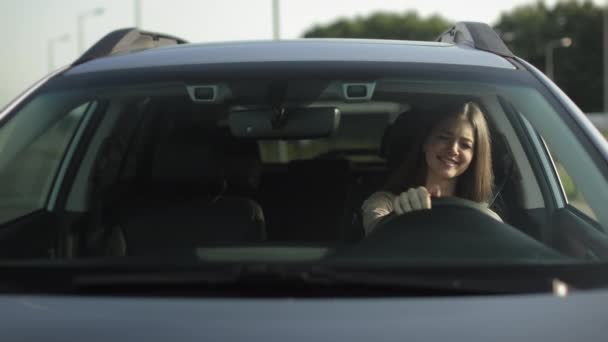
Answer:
[134,0,142,28]
[47,34,71,72]
[545,37,572,80]
[77,7,105,53]
[271,0,288,162]
[272,0,280,40]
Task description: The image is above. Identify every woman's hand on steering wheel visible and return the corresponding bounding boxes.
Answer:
[393,186,441,215]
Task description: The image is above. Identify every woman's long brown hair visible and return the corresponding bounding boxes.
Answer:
[383,101,494,203]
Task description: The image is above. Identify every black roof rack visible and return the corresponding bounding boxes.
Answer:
[72,27,188,66]
[436,22,514,57]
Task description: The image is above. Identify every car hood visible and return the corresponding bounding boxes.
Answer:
[2,291,605,341]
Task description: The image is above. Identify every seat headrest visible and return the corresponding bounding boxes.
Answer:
[217,134,262,191]
[223,155,262,190]
[147,121,225,196]
[147,115,264,193]
[151,143,223,186]
[381,110,418,170]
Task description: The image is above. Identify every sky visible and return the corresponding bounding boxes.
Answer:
[0,0,601,108]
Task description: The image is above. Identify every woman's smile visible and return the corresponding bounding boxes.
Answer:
[438,155,459,168]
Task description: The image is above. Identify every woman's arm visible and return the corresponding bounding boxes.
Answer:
[361,191,395,235]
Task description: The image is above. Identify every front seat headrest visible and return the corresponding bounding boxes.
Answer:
[380,108,432,169]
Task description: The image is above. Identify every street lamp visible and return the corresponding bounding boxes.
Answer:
[545,37,572,80]
[77,7,105,53]
[48,34,71,72]
[272,0,280,40]
[271,0,288,161]
[134,0,142,28]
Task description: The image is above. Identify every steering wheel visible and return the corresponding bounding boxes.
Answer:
[330,195,563,264]
[431,196,502,222]
[373,196,503,233]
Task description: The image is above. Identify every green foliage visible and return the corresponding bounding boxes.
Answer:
[302,2,604,112]
[556,163,578,198]
[494,0,604,112]
[302,11,451,41]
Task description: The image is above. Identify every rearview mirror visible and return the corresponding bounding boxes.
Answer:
[228,107,340,139]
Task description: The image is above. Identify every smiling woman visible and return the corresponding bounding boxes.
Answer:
[361,101,495,234]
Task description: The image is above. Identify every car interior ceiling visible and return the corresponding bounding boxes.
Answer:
[55,89,574,259]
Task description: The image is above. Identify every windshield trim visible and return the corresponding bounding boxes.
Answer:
[42,61,536,93]
[0,66,70,123]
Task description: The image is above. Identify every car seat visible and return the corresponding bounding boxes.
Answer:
[81,104,266,257]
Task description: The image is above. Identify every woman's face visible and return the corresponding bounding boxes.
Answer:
[423,116,475,182]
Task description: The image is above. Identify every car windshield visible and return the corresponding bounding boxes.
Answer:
[2,61,608,293]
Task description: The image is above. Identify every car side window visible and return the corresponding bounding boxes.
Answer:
[551,154,597,221]
[0,102,91,224]
[506,90,606,231]
[528,122,598,222]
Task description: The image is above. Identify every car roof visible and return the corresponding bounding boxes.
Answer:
[65,38,515,76]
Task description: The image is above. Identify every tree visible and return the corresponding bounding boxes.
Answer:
[494,0,603,112]
[302,11,451,41]
[303,2,604,112]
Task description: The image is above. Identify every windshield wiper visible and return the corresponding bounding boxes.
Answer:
[68,264,533,296]
[0,260,570,296]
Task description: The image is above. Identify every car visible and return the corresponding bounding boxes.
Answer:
[1,22,608,340]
